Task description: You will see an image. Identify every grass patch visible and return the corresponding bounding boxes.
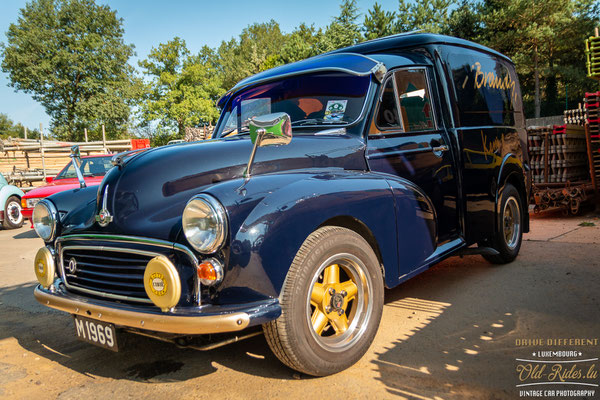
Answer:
[578,221,595,227]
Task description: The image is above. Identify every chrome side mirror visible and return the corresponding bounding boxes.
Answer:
[245,112,292,179]
[70,145,86,188]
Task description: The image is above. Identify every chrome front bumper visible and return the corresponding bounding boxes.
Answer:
[35,282,281,335]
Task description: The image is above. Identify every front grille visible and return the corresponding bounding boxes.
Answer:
[61,247,155,303]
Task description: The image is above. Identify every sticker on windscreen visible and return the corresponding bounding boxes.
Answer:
[323,100,348,122]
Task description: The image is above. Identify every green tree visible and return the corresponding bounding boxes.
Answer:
[395,0,455,34]
[481,0,600,117]
[277,24,324,65]
[1,0,140,141]
[0,114,40,139]
[446,0,485,40]
[216,20,287,90]
[138,37,224,136]
[320,0,363,51]
[363,2,396,40]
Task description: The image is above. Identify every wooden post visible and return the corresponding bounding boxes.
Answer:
[84,127,88,142]
[40,123,46,180]
[24,126,28,140]
[102,124,107,153]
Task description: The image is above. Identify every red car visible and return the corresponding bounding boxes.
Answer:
[22,155,114,222]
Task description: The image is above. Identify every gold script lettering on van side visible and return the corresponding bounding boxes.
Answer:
[463,62,517,104]
[481,130,505,161]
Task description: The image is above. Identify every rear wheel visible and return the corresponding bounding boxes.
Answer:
[263,226,384,376]
[3,196,23,229]
[483,184,523,264]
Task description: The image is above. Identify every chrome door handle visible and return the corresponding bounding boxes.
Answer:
[432,145,449,153]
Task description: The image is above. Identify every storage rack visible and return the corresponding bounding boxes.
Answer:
[527,125,589,184]
[585,30,600,81]
[585,91,600,193]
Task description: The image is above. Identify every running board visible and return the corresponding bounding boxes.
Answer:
[457,247,500,257]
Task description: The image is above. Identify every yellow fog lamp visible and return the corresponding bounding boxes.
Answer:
[143,256,181,312]
[34,247,55,288]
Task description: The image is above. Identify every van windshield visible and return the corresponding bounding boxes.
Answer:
[215,72,372,138]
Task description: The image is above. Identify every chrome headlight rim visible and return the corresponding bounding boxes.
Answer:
[32,199,58,242]
[182,194,228,254]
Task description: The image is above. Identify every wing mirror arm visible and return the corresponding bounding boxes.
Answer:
[70,145,86,189]
[244,129,264,179]
[243,112,293,180]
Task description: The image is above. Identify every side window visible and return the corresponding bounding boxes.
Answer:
[375,77,401,129]
[373,68,435,134]
[394,69,435,132]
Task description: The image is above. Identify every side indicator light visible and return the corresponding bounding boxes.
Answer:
[196,259,224,286]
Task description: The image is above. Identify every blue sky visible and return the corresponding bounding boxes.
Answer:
[0,0,399,132]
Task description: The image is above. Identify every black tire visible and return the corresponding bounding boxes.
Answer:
[483,183,523,264]
[263,226,384,376]
[3,196,23,229]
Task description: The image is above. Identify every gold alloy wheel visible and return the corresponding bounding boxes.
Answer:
[306,253,373,352]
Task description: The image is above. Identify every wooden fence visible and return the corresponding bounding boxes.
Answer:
[0,137,134,187]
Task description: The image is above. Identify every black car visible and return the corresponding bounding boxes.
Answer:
[31,33,530,376]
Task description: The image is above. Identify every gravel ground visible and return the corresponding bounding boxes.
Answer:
[0,211,599,399]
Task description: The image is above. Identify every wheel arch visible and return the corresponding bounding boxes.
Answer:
[208,171,401,302]
[318,215,386,284]
[496,154,529,233]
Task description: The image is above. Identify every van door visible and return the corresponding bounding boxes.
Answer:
[366,67,460,274]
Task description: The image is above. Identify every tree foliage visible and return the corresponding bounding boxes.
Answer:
[396,0,455,34]
[364,2,396,40]
[138,37,223,136]
[0,114,40,139]
[4,0,600,137]
[446,0,600,117]
[1,0,140,141]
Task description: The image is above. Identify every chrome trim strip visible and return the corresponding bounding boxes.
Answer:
[34,284,250,335]
[60,245,156,304]
[57,234,199,265]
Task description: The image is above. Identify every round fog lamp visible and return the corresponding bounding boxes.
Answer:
[34,247,55,288]
[143,256,182,312]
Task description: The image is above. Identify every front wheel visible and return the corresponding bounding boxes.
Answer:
[263,226,384,376]
[3,196,23,229]
[483,183,523,264]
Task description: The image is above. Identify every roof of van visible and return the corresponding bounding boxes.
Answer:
[218,33,512,108]
[329,32,512,63]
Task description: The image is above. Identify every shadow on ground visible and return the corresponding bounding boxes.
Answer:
[12,229,37,240]
[0,282,293,383]
[371,242,600,399]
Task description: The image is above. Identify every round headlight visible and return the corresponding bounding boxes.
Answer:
[32,200,57,241]
[182,194,227,254]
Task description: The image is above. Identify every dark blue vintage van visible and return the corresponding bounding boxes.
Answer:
[31,33,530,376]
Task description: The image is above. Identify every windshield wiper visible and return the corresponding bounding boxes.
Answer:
[291,119,319,126]
[222,126,251,137]
[292,118,350,127]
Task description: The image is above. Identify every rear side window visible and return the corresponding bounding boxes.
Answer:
[373,68,435,134]
[394,69,434,132]
[443,47,523,127]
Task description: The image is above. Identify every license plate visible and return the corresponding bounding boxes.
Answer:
[73,315,118,351]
